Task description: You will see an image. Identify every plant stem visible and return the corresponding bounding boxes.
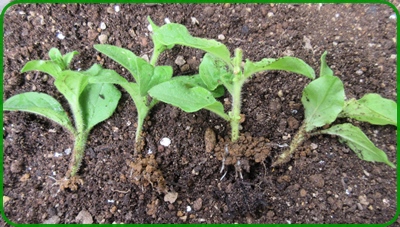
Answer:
[68,131,89,177]
[271,123,308,167]
[230,48,244,142]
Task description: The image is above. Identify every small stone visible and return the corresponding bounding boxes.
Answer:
[191,17,199,25]
[204,128,216,153]
[3,196,11,206]
[267,12,274,17]
[10,160,23,173]
[218,34,225,40]
[175,55,186,66]
[310,143,318,150]
[160,137,171,147]
[359,195,369,205]
[203,6,215,17]
[19,173,30,182]
[75,210,93,224]
[355,70,363,75]
[98,34,108,44]
[277,90,283,97]
[177,210,184,217]
[43,215,60,224]
[180,64,190,73]
[164,191,178,203]
[309,174,324,188]
[193,198,203,211]
[100,22,106,30]
[300,189,307,197]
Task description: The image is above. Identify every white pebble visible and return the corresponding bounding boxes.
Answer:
[54,152,63,157]
[186,206,192,212]
[100,22,106,30]
[218,34,225,40]
[147,24,153,32]
[114,5,120,12]
[107,199,114,203]
[191,17,199,25]
[267,12,274,17]
[160,137,171,147]
[56,32,65,40]
[356,70,363,75]
[164,17,171,24]
[64,148,71,155]
[389,13,396,20]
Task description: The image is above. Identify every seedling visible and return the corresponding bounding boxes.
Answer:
[91,44,173,153]
[3,48,121,190]
[147,17,316,142]
[272,52,396,168]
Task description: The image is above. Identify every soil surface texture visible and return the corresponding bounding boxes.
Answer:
[2,3,398,224]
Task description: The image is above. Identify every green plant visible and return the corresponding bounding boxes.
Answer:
[146,17,316,142]
[3,48,122,190]
[272,51,396,168]
[91,44,173,153]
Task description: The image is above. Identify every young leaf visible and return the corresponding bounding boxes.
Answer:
[302,75,345,131]
[55,71,89,105]
[319,51,334,77]
[94,44,154,96]
[149,17,231,65]
[80,83,121,132]
[340,94,397,126]
[21,60,62,79]
[49,48,63,63]
[148,80,220,113]
[87,64,129,85]
[3,92,75,134]
[199,53,229,90]
[244,56,316,79]
[62,50,79,69]
[320,123,395,168]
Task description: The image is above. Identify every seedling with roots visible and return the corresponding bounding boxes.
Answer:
[272,51,396,168]
[147,17,316,143]
[3,48,121,190]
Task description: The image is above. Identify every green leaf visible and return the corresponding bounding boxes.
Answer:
[21,60,63,79]
[169,75,225,98]
[55,70,89,108]
[149,18,231,65]
[148,80,219,113]
[199,53,229,90]
[80,83,121,131]
[149,65,173,90]
[94,44,154,96]
[321,123,395,168]
[320,51,334,77]
[302,75,345,131]
[340,94,397,126]
[49,48,63,62]
[87,64,129,85]
[62,51,79,69]
[244,56,316,79]
[3,92,75,134]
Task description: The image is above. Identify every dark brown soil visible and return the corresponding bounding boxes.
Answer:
[2,3,398,225]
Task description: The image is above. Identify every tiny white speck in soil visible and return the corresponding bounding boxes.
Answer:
[100,22,106,30]
[54,152,63,157]
[64,148,71,155]
[114,5,120,12]
[186,206,192,212]
[164,17,171,24]
[56,32,65,40]
[160,137,171,147]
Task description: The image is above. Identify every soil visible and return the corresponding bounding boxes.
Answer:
[2,3,398,225]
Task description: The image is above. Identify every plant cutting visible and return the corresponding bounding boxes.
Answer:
[3,48,122,190]
[91,44,173,153]
[147,17,316,143]
[272,51,396,168]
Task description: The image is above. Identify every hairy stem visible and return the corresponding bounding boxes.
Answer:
[230,48,244,142]
[271,123,308,167]
[68,131,89,177]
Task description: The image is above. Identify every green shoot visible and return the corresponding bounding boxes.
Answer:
[3,48,121,190]
[272,51,396,168]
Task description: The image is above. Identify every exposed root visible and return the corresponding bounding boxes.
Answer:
[213,132,272,179]
[49,175,84,191]
[128,154,168,194]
